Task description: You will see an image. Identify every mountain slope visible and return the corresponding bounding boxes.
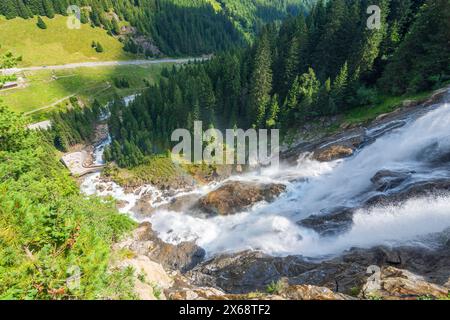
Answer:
[0,0,312,56]
[0,15,131,67]
[94,0,450,165]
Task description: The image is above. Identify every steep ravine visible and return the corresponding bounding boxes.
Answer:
[80,87,450,299]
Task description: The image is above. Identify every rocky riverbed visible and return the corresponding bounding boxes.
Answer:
[81,86,450,300]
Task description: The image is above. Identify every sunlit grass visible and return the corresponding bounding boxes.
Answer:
[0,64,172,115]
[0,15,133,67]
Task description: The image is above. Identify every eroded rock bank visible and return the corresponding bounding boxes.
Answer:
[114,221,450,300]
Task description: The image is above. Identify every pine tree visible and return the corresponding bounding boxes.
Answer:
[36,16,47,29]
[112,18,121,35]
[1,0,18,19]
[249,31,273,128]
[42,0,55,18]
[331,62,349,112]
[95,42,104,53]
[381,0,450,94]
[266,95,280,128]
[296,68,320,121]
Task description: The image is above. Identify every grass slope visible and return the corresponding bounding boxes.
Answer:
[0,15,133,67]
[0,64,171,116]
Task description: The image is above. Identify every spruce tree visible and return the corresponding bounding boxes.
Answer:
[42,0,54,18]
[249,31,273,128]
[95,42,104,53]
[36,16,47,29]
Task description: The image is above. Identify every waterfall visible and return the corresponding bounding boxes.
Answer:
[82,95,450,258]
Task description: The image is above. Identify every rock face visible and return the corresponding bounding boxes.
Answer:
[117,255,174,300]
[197,181,286,216]
[114,226,356,301]
[164,194,200,212]
[117,222,205,273]
[187,245,450,297]
[187,251,315,294]
[281,127,365,164]
[361,266,450,299]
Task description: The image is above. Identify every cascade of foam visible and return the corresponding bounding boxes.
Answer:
[150,102,450,257]
[82,96,450,258]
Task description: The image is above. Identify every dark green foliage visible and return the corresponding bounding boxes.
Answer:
[47,99,107,152]
[0,0,309,56]
[113,77,130,89]
[0,105,136,299]
[0,47,22,69]
[95,42,104,53]
[36,16,47,29]
[103,0,448,166]
[380,0,450,94]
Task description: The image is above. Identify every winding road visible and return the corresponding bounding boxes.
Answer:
[1,57,207,75]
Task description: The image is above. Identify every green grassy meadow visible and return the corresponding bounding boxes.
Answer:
[0,15,133,67]
[0,64,172,116]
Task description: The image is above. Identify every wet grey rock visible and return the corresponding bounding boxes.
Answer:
[297,207,354,237]
[188,251,315,294]
[187,244,450,295]
[370,170,413,192]
[365,179,450,207]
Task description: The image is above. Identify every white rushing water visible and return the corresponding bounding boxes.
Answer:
[81,96,450,258]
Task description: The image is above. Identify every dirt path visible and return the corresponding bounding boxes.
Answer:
[2,57,206,75]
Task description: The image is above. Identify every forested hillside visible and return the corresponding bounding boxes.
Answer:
[0,105,137,299]
[98,0,450,167]
[0,0,310,56]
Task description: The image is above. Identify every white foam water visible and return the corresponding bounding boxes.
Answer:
[82,98,450,258]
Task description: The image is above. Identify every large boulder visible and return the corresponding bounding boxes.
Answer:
[158,194,200,213]
[313,145,354,162]
[365,179,450,207]
[131,194,154,216]
[197,181,286,216]
[370,170,413,192]
[117,222,205,273]
[298,207,354,236]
